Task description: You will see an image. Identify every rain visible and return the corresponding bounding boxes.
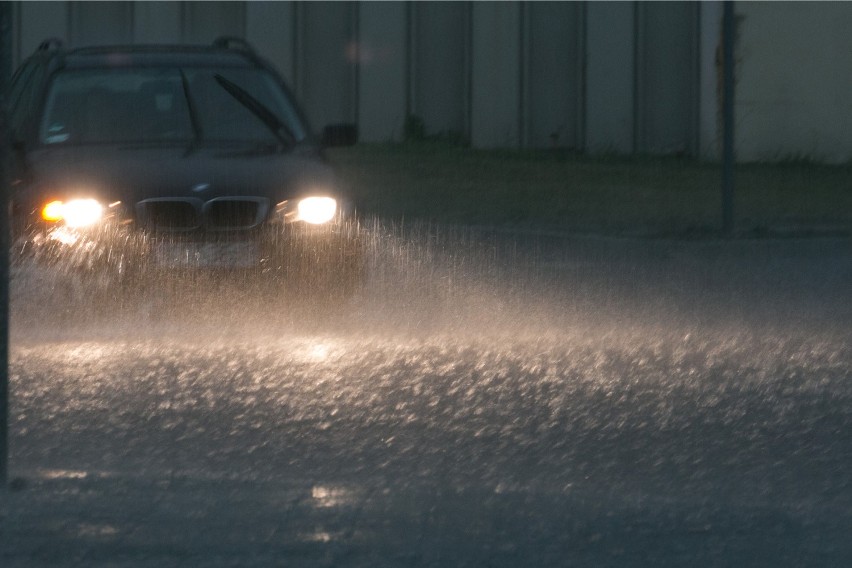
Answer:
[3,220,851,566]
[1,2,851,565]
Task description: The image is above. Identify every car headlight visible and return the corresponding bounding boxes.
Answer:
[297,196,337,224]
[41,198,104,228]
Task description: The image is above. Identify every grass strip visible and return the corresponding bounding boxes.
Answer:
[328,143,852,237]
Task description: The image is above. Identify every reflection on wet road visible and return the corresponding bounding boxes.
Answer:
[3,227,851,566]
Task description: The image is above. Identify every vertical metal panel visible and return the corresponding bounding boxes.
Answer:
[352,5,360,131]
[296,1,356,130]
[133,2,181,45]
[69,1,133,46]
[585,1,635,154]
[698,2,722,160]
[15,1,66,70]
[181,1,246,44]
[471,2,522,148]
[246,1,296,81]
[293,2,305,98]
[635,1,699,155]
[358,2,407,141]
[405,3,413,121]
[721,1,735,233]
[411,2,469,138]
[525,2,583,149]
[520,3,530,146]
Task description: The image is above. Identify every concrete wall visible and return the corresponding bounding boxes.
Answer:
[735,2,852,163]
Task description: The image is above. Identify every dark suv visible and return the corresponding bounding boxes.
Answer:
[7,37,361,298]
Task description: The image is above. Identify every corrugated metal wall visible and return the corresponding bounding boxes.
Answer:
[11,1,709,157]
[523,2,584,150]
[634,2,699,155]
[410,3,470,139]
[294,2,357,130]
[69,1,133,46]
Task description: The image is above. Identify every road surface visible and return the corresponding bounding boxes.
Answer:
[2,227,851,566]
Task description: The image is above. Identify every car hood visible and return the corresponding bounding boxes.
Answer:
[23,145,342,206]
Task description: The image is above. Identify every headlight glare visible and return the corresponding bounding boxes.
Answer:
[297,196,337,224]
[41,201,65,222]
[41,199,104,228]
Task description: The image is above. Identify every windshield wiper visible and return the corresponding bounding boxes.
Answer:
[180,69,203,155]
[213,73,296,150]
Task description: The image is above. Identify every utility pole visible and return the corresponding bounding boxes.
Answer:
[0,0,12,487]
[722,1,736,235]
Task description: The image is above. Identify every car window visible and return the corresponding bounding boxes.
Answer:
[40,68,194,145]
[39,67,307,146]
[185,68,307,143]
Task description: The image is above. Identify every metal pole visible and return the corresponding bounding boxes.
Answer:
[0,0,13,487]
[722,1,736,235]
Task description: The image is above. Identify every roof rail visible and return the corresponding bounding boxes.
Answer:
[212,36,256,54]
[38,38,64,52]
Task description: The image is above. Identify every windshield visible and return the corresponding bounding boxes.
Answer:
[39,67,308,146]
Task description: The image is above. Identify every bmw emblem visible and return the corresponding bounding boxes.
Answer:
[191,182,211,193]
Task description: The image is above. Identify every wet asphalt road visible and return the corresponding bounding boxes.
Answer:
[2,229,851,566]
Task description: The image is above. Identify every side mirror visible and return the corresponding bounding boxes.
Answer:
[321,123,357,147]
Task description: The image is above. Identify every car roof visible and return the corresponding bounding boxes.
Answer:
[59,45,257,69]
[28,38,266,70]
